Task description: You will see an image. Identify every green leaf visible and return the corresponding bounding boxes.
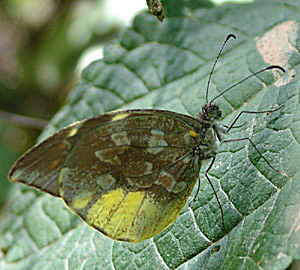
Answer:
[1,0,299,269]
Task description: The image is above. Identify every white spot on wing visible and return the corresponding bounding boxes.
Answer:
[147,129,168,154]
[96,174,116,190]
[155,171,175,192]
[172,181,187,194]
[111,131,130,146]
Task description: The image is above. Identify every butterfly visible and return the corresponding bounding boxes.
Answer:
[8,34,285,243]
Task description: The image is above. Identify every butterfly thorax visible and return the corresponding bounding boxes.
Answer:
[192,102,222,161]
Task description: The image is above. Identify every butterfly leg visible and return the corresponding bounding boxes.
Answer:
[220,137,285,176]
[204,157,225,231]
[188,178,201,207]
[224,105,285,133]
[220,122,247,130]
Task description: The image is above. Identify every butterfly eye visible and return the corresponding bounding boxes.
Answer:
[203,103,221,121]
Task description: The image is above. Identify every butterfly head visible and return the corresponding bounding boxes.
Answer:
[200,102,222,122]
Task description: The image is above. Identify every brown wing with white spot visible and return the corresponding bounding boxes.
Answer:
[9,109,203,242]
[85,151,199,242]
[57,110,202,242]
[59,110,199,200]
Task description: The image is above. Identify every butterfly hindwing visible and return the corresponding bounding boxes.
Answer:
[83,153,198,242]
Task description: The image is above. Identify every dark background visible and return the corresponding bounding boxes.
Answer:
[0,0,133,206]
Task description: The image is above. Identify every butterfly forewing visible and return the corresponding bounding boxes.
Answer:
[9,122,83,197]
[9,109,203,242]
[57,110,202,242]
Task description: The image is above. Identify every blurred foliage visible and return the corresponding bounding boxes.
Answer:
[0,0,123,207]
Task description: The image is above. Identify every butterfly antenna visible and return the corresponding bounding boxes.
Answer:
[210,65,285,103]
[206,34,236,103]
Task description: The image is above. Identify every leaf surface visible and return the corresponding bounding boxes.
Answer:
[1,0,299,269]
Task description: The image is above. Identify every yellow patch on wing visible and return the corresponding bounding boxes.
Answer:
[67,128,79,137]
[86,188,192,242]
[103,190,145,241]
[128,195,187,242]
[86,188,161,242]
[112,113,130,121]
[155,201,185,235]
[189,130,198,138]
[72,191,95,209]
[127,196,162,242]
[86,188,126,231]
